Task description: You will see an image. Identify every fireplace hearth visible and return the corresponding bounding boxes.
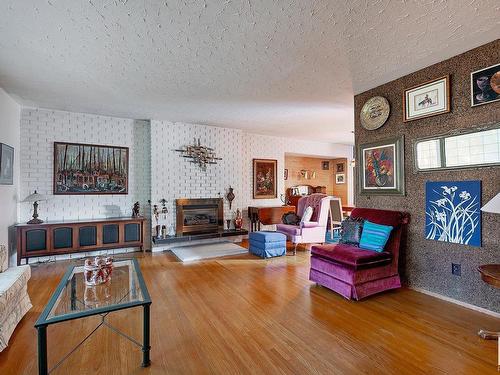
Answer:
[176,198,224,235]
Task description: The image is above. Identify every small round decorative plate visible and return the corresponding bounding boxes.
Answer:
[360,96,390,130]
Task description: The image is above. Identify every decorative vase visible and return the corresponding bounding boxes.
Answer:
[84,257,113,286]
[234,209,243,230]
[226,186,235,209]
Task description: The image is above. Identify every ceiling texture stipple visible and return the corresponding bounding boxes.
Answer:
[0,1,498,145]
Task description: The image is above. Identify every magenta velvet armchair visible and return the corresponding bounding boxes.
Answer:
[276,194,330,255]
[309,208,409,300]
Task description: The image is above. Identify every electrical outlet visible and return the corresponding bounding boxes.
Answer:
[452,263,461,276]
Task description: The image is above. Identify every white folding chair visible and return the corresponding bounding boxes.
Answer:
[329,198,344,240]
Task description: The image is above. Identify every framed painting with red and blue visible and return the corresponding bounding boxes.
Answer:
[358,136,405,196]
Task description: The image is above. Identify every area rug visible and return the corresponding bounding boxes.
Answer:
[170,241,248,262]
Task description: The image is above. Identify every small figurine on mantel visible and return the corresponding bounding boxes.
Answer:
[132,201,141,218]
[152,205,160,238]
[157,199,169,239]
[234,209,243,230]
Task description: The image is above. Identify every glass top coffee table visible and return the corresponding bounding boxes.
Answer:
[35,259,151,375]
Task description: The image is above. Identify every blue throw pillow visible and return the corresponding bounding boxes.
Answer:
[359,220,393,252]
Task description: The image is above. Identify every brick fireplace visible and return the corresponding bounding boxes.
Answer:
[175,198,224,236]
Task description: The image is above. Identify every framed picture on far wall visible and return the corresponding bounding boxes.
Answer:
[403,75,450,122]
[0,143,14,185]
[471,63,500,107]
[253,158,277,199]
[336,163,344,173]
[358,136,405,196]
[284,168,288,180]
[54,142,129,195]
[321,161,330,170]
[335,173,345,184]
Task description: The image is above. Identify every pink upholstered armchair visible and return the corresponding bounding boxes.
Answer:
[309,208,410,300]
[276,194,330,255]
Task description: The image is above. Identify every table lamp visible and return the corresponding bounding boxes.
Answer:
[481,192,500,213]
[22,190,48,224]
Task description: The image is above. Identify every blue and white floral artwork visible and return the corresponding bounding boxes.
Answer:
[425,181,481,247]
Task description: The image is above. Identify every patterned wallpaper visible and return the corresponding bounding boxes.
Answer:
[354,40,500,313]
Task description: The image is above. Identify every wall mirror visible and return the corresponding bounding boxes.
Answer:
[414,123,500,171]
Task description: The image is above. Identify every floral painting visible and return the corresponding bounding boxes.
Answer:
[363,144,395,189]
[253,159,277,199]
[425,181,481,246]
[358,136,404,196]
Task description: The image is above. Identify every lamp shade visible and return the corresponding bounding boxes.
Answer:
[481,193,500,214]
[22,190,48,203]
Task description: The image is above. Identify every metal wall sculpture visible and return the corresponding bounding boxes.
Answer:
[175,138,222,171]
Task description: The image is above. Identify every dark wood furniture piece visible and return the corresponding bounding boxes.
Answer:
[478,264,500,340]
[248,205,296,232]
[342,205,355,215]
[288,195,301,209]
[16,217,146,265]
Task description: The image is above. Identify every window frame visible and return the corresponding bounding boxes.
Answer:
[413,122,500,172]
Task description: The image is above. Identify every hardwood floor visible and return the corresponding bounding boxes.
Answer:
[0,244,498,374]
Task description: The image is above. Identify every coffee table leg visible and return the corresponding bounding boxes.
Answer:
[37,325,48,375]
[142,304,151,367]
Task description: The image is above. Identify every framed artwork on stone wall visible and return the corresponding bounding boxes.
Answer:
[53,142,129,195]
[0,143,14,185]
[425,180,481,247]
[403,75,450,122]
[471,63,500,107]
[253,158,277,199]
[358,136,405,196]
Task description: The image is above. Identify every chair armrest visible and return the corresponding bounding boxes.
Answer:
[301,221,319,228]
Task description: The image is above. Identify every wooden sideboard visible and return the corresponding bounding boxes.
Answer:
[248,205,296,232]
[15,217,146,265]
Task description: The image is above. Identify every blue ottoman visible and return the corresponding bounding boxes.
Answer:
[249,231,287,258]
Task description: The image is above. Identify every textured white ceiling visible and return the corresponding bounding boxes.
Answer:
[0,1,499,144]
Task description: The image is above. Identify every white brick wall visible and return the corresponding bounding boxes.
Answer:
[19,108,152,256]
[150,120,244,234]
[151,121,353,246]
[19,108,353,255]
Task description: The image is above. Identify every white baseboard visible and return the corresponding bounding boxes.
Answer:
[409,286,500,319]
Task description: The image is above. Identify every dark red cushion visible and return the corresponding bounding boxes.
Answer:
[350,208,408,228]
[311,243,392,269]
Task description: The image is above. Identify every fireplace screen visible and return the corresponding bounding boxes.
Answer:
[183,208,218,226]
[176,198,224,235]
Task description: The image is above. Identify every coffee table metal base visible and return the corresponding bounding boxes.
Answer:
[37,304,151,375]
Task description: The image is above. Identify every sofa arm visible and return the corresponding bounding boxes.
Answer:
[0,245,7,273]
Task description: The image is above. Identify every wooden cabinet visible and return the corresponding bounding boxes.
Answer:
[16,217,145,265]
[247,205,296,232]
